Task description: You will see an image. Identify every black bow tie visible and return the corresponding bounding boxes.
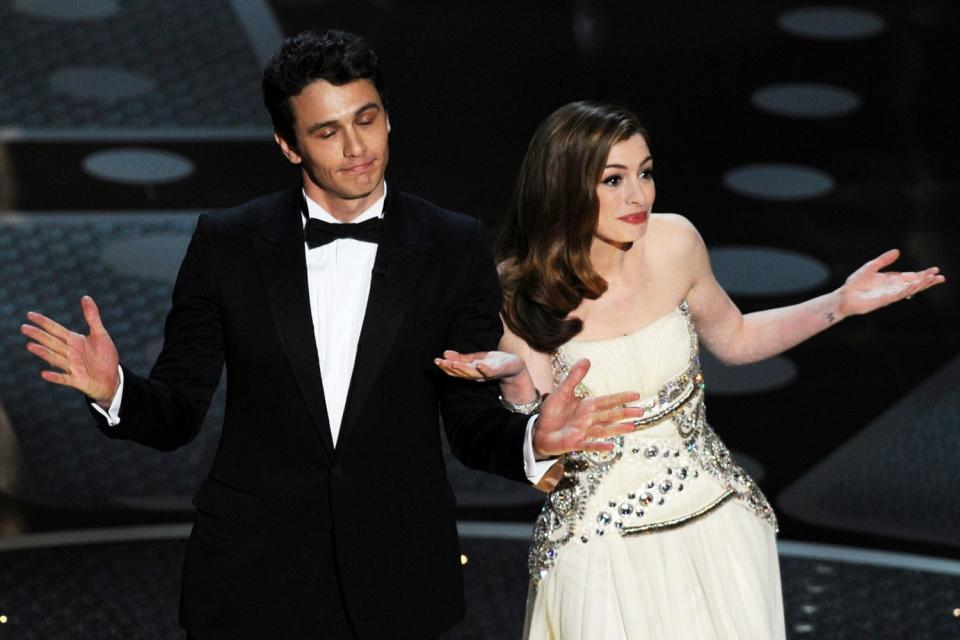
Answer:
[305,216,383,249]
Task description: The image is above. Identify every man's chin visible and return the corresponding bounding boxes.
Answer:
[303,170,386,207]
[340,176,385,200]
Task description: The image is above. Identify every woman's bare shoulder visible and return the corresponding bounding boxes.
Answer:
[648,213,705,256]
[650,212,699,236]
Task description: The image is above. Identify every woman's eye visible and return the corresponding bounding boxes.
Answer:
[640,168,654,180]
[602,175,622,186]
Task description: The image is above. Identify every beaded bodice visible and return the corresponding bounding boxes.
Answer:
[528,301,777,585]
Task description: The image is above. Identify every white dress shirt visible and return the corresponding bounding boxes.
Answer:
[302,187,384,445]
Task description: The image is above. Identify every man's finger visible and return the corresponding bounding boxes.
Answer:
[39,370,74,387]
[81,295,108,336]
[26,342,71,371]
[587,420,637,440]
[556,358,591,395]
[592,406,645,426]
[21,323,67,353]
[576,439,616,453]
[588,391,643,413]
[25,311,71,341]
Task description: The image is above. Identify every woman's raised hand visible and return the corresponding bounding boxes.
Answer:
[837,249,945,318]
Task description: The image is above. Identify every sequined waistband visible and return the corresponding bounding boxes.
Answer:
[629,360,704,428]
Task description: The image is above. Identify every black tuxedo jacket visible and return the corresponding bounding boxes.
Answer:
[93,186,530,639]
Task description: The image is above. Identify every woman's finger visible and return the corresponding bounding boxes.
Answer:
[866,248,900,273]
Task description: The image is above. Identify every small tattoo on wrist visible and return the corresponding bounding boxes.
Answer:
[825,312,836,324]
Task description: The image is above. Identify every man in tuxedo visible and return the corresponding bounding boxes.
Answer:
[21,30,641,639]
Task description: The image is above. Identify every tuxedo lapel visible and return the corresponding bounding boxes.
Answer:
[251,187,335,457]
[337,190,429,446]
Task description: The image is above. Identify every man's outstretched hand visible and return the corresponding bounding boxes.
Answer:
[533,358,644,458]
[21,295,120,407]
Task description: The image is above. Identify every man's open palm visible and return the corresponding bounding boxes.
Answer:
[21,295,120,406]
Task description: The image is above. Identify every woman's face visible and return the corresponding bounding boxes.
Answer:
[594,134,655,247]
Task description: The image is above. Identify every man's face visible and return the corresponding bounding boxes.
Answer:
[275,78,389,219]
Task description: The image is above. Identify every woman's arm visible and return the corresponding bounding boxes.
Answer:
[678,218,944,365]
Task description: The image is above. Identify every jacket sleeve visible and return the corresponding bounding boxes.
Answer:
[91,214,224,451]
[437,219,529,482]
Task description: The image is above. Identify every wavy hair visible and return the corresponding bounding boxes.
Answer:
[262,30,387,152]
[498,101,648,352]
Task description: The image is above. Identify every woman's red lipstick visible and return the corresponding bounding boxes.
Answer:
[618,211,648,224]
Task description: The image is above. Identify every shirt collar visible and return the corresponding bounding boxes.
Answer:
[302,182,387,225]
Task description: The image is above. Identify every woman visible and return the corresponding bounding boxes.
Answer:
[436,101,944,639]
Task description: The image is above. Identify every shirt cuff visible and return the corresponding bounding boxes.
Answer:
[90,366,124,426]
[523,414,557,484]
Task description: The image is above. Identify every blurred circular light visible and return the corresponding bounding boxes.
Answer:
[700,351,798,396]
[101,233,192,283]
[83,149,194,185]
[752,82,861,119]
[779,6,886,40]
[723,163,835,201]
[49,66,155,102]
[710,246,830,296]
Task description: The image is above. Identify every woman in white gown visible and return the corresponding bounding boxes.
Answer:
[437,101,944,640]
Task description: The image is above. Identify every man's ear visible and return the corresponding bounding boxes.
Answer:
[274,132,302,165]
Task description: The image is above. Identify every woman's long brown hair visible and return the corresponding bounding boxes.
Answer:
[498,102,648,353]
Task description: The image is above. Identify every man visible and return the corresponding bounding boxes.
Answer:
[21,30,641,639]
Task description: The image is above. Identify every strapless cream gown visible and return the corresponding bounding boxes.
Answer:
[524,302,785,640]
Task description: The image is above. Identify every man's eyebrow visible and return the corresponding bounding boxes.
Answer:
[603,155,653,170]
[355,102,380,116]
[305,103,381,135]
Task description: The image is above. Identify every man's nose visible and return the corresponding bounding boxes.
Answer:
[343,128,366,157]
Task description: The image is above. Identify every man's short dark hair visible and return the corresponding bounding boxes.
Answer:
[262,29,388,149]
